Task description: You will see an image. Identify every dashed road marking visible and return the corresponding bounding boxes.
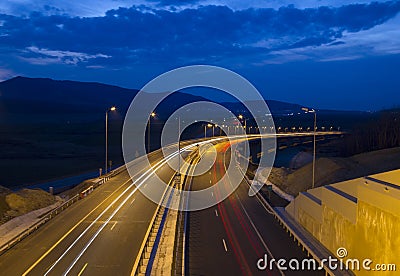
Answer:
[110,221,117,231]
[222,239,228,252]
[78,263,88,276]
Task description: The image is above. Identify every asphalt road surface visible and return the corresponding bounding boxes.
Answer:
[185,141,324,276]
[0,151,177,276]
[0,135,338,276]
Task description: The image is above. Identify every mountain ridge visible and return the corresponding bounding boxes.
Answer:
[0,76,327,117]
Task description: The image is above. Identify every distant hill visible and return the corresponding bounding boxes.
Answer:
[0,76,369,188]
[0,76,137,113]
[0,76,322,119]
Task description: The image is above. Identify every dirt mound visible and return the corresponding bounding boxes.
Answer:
[0,186,11,196]
[266,147,400,196]
[0,187,56,224]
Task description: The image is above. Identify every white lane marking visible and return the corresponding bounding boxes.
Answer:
[63,143,206,276]
[22,170,142,276]
[44,181,140,275]
[63,178,151,275]
[130,198,136,205]
[235,193,284,276]
[215,209,218,217]
[223,143,284,276]
[222,239,228,252]
[110,221,117,231]
[130,169,188,275]
[45,147,184,276]
[28,137,232,275]
[77,263,88,276]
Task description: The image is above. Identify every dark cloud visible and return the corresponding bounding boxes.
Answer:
[146,0,201,7]
[0,1,399,67]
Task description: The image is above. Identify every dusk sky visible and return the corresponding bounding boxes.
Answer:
[0,0,399,111]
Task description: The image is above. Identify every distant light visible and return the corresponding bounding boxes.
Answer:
[302,107,315,113]
[207,123,213,127]
[238,114,243,119]
[110,106,116,111]
[150,112,156,117]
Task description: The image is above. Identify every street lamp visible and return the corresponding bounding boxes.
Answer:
[238,114,248,134]
[206,123,215,137]
[204,123,215,138]
[302,107,317,189]
[238,114,250,157]
[148,112,156,153]
[178,116,181,176]
[105,106,116,174]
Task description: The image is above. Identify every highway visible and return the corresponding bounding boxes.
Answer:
[0,133,341,275]
[0,150,177,276]
[185,141,324,276]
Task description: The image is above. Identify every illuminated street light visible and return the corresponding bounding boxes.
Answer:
[238,114,248,134]
[302,107,317,189]
[105,106,117,174]
[148,112,156,153]
[238,114,250,157]
[205,123,214,137]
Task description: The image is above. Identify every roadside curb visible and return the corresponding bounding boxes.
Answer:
[0,167,124,256]
[237,156,354,276]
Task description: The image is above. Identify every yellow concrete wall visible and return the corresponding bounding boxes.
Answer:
[321,187,357,224]
[359,183,400,217]
[353,201,400,275]
[286,169,400,275]
[370,169,400,184]
[298,207,322,241]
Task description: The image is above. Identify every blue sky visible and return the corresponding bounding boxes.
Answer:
[0,0,399,110]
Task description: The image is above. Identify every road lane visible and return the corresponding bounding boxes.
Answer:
[0,170,134,276]
[0,134,340,275]
[56,164,176,276]
[0,147,182,276]
[186,141,324,276]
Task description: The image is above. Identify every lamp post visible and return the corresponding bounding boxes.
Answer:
[302,107,317,189]
[105,106,116,175]
[178,117,181,176]
[238,114,247,134]
[148,112,156,153]
[238,114,250,158]
[206,123,213,138]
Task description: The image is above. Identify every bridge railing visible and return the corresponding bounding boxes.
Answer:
[0,193,79,255]
[234,150,354,276]
[0,165,128,256]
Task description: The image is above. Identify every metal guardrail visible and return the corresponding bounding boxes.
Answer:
[0,170,121,256]
[0,140,206,259]
[0,194,79,255]
[131,174,178,276]
[173,152,200,276]
[145,178,178,275]
[235,151,353,276]
[0,138,232,260]
[132,151,199,276]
